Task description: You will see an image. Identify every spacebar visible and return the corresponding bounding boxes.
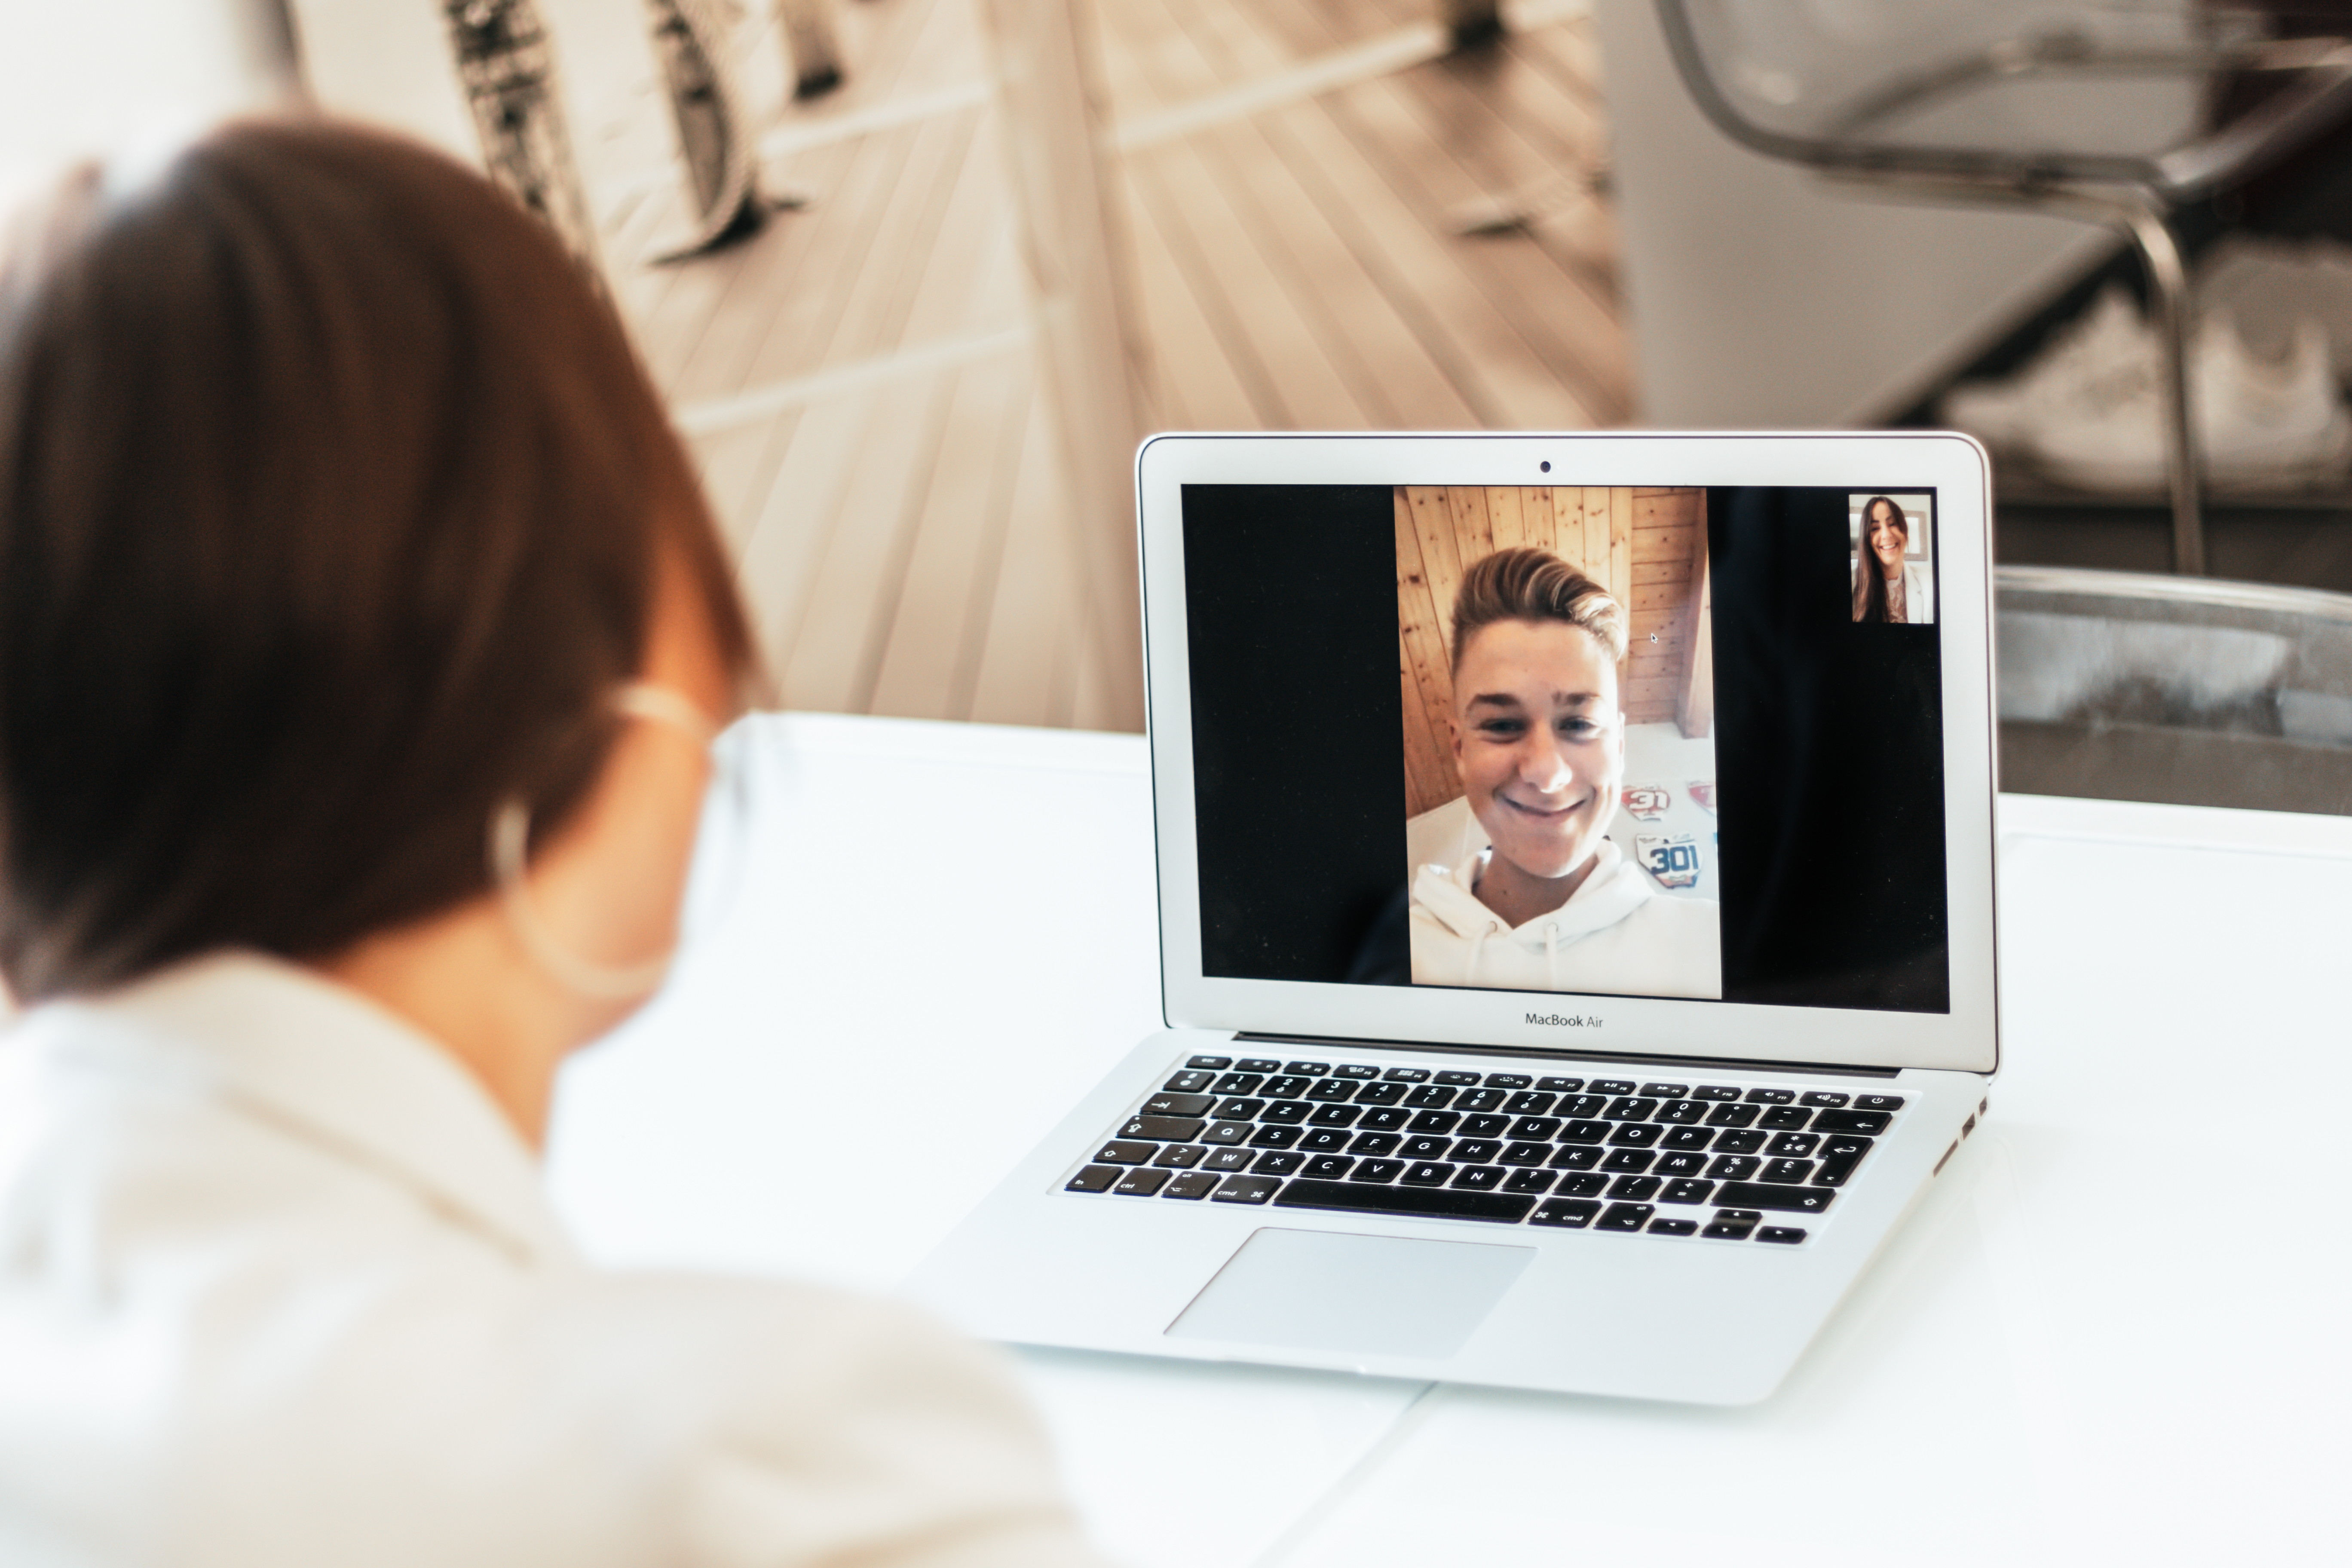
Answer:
[1273,1179,1535,1223]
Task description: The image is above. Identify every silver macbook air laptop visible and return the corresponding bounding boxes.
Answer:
[907,432,1998,1404]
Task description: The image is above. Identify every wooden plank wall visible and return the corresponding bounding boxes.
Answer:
[1396,484,1709,819]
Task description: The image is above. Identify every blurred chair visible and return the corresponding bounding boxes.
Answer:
[1656,1,2352,576]
[1997,564,2352,813]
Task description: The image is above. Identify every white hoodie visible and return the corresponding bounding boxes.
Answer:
[1409,839,1723,998]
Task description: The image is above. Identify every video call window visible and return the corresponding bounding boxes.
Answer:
[1396,486,1720,1000]
[1850,492,1936,625]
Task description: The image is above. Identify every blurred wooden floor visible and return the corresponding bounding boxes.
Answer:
[594,0,1629,729]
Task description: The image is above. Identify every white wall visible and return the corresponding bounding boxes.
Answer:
[1593,0,2119,428]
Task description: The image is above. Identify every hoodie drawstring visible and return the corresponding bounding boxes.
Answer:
[1544,922,1560,988]
[1466,921,1499,983]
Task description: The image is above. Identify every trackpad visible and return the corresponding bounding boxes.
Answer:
[1166,1228,1534,1360]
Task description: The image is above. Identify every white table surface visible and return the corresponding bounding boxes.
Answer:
[547,712,2352,1568]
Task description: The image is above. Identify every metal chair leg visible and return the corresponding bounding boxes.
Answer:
[2117,200,2206,576]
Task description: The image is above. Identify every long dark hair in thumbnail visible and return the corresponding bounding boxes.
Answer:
[1851,496,1908,624]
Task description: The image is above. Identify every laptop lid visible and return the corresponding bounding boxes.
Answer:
[1137,432,1997,1076]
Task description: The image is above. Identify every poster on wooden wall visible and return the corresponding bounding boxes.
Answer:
[1397,485,1722,1000]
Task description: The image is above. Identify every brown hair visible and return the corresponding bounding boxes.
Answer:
[1852,495,1908,624]
[1449,546,1627,677]
[0,119,756,1001]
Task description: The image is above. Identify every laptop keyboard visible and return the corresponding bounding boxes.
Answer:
[1062,1053,1938,1245]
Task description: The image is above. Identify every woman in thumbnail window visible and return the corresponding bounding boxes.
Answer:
[1852,495,1934,625]
[1409,549,1721,998]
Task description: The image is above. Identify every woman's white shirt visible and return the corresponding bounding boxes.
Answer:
[1851,559,1936,624]
[1408,839,1722,998]
[0,954,1102,1568]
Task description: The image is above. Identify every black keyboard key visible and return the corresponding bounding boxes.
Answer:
[1713,1181,1836,1215]
[1358,1107,1412,1132]
[1608,1175,1663,1200]
[1548,1145,1603,1170]
[1453,1139,1503,1164]
[1504,1091,1558,1116]
[1854,1094,1905,1112]
[1185,1055,1233,1070]
[1400,1136,1455,1162]
[1508,1115,1562,1140]
[1260,1076,1312,1099]
[1503,1168,1556,1194]
[1800,1090,1851,1109]
[1597,1201,1654,1231]
[1499,1141,1552,1167]
[1212,1175,1280,1204]
[1305,1078,1356,1102]
[1115,1168,1172,1196]
[1706,1103,1760,1128]
[1743,1087,1795,1105]
[1531,1197,1601,1228]
[1707,1155,1761,1180]
[1296,1128,1352,1155]
[1400,1161,1455,1187]
[1654,1099,1708,1125]
[1274,1179,1535,1223]
[1769,1132,1820,1158]
[1562,1094,1610,1118]
[1353,1081,1408,1106]
[1605,1096,1660,1122]
[1813,1134,1874,1187]
[1350,1131,1402,1156]
[1200,1121,1253,1146]
[1093,1140,1157,1165]
[1247,1124,1302,1149]
[1144,1093,1216,1118]
[1451,1165,1505,1191]
[1120,1116,1206,1142]
[1332,1064,1381,1080]
[1383,1067,1431,1083]
[1691,1085,1741,1101]
[1407,1110,1461,1134]
[1163,1071,1216,1094]
[1211,1073,1265,1096]
[1661,1178,1715,1204]
[1714,1129,1767,1154]
[1214,1097,1266,1120]
[1661,1126,1715,1151]
[1535,1076,1584,1093]
[1252,1151,1305,1176]
[1648,1217,1698,1237]
[1560,1120,1610,1144]
[1484,1072,1534,1090]
[1602,1148,1656,1173]
[1460,1113,1513,1138]
[1607,1123,1663,1148]
[1433,1070,1484,1086]
[1813,1109,1892,1135]
[1703,1208,1761,1239]
[1284,1061,1331,1076]
[1555,1172,1609,1197]
[1639,1082,1690,1098]
[1589,1080,1638,1096]
[1404,1084,1458,1109]
[1762,1158,1815,1184]
[1655,1150,1709,1179]
[1307,1103,1363,1128]
[1152,1144,1207,1169]
[1163,1172,1219,1200]
[1259,1102,1311,1126]
[1351,1158,1405,1183]
[1759,1105,1813,1130]
[1458,1089,1510,1113]
[1204,1148,1255,1173]
[1756,1226,1808,1244]
[1303,1155,1354,1179]
[1066,1164,1120,1193]
[1234,1057,1282,1073]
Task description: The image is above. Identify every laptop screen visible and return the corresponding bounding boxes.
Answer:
[1180,483,1949,1015]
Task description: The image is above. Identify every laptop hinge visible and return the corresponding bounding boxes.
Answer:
[1230,1031,1905,1079]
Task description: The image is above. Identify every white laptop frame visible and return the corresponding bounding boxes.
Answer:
[1136,431,1998,1075]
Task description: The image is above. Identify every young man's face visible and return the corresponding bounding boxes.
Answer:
[1449,618,1624,883]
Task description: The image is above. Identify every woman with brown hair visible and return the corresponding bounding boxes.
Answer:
[0,121,1099,1566]
[1851,495,1935,625]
